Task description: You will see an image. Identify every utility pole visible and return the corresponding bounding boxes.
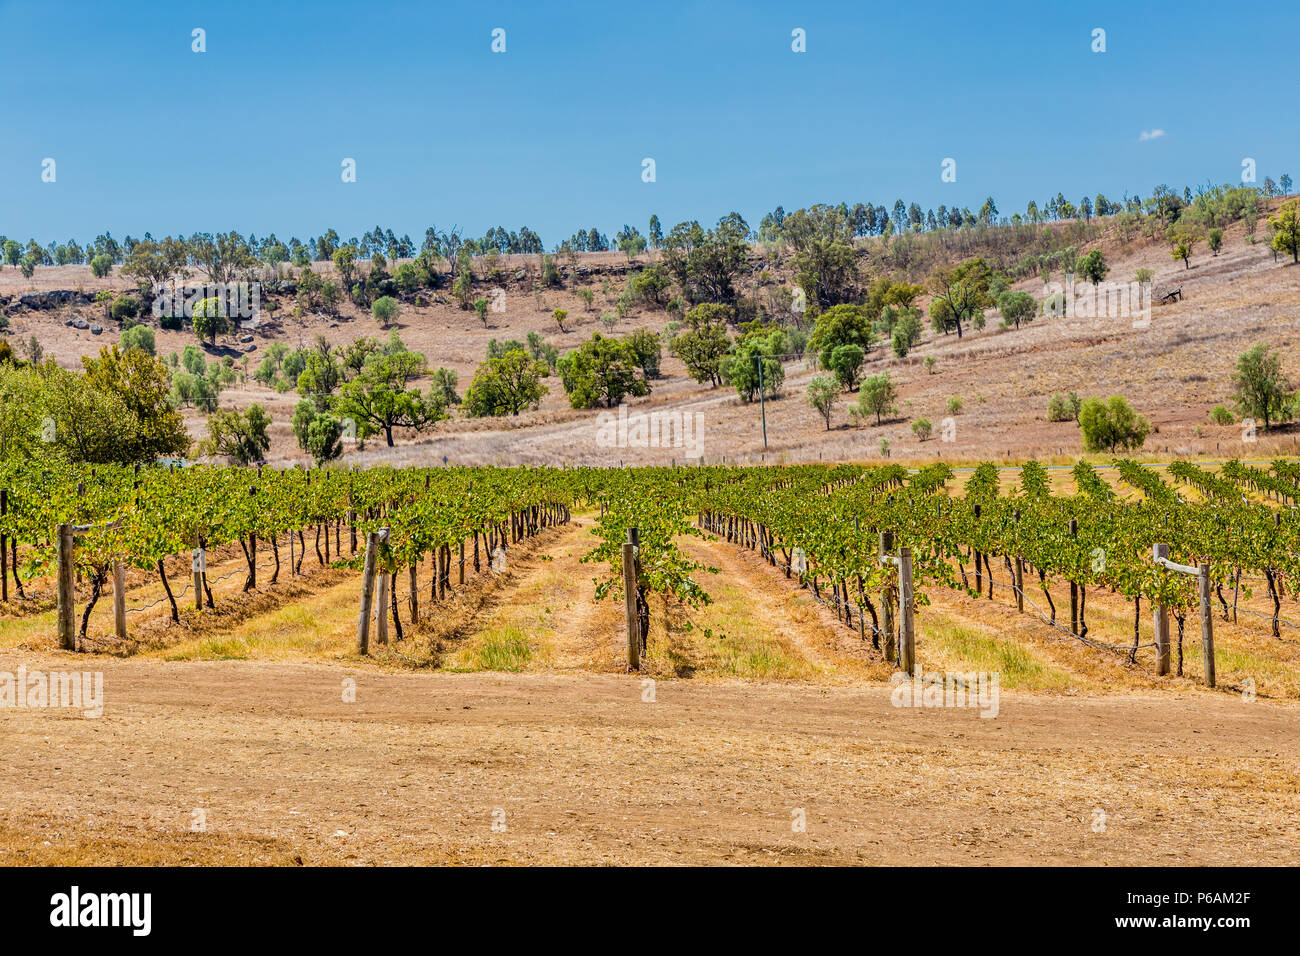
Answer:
[755,354,768,450]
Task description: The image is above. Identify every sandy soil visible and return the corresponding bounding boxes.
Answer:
[2,657,1296,866]
[1,512,1298,866]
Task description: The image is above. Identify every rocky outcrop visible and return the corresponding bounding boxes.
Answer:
[17,290,96,310]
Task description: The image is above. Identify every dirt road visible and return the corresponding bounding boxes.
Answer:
[2,655,1296,865]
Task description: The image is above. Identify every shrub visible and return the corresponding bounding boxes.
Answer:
[90,255,112,278]
[120,324,156,355]
[1209,405,1235,425]
[912,418,933,441]
[372,296,401,327]
[1047,391,1081,422]
[891,309,923,357]
[111,295,140,323]
[1042,292,1066,318]
[946,396,964,415]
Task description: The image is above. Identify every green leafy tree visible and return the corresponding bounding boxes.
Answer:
[997,290,1036,330]
[332,245,359,289]
[333,351,446,445]
[806,374,838,430]
[192,296,229,345]
[76,346,190,463]
[1170,232,1197,269]
[628,266,670,307]
[852,373,898,426]
[431,367,460,406]
[305,413,345,465]
[828,343,865,391]
[723,331,785,403]
[1078,396,1151,452]
[556,333,650,409]
[291,401,344,465]
[296,344,343,411]
[890,308,923,357]
[623,328,662,379]
[463,350,550,417]
[1269,199,1300,263]
[1207,228,1224,256]
[670,304,731,387]
[89,254,112,278]
[525,331,559,371]
[929,258,998,338]
[808,304,873,370]
[781,204,861,310]
[203,404,272,464]
[660,213,750,305]
[111,295,140,324]
[1232,344,1292,429]
[1047,392,1082,422]
[1077,249,1108,283]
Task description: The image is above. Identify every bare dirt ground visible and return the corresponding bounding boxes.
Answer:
[2,658,1296,866]
[2,510,1298,866]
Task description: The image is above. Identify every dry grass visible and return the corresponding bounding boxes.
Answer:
[6,206,1299,468]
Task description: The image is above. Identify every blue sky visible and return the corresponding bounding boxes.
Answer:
[2,0,1295,245]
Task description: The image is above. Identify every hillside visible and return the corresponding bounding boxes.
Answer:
[2,206,1297,467]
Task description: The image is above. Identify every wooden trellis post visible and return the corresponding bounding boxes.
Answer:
[56,523,76,651]
[622,528,640,671]
[898,547,915,674]
[1,488,8,603]
[1068,518,1079,635]
[1154,546,1215,687]
[1013,510,1024,614]
[880,540,914,672]
[1152,543,1171,676]
[113,562,127,642]
[879,531,896,663]
[375,571,389,646]
[1199,563,1215,688]
[192,535,205,611]
[356,531,380,655]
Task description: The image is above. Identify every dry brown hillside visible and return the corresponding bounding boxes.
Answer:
[2,206,1297,467]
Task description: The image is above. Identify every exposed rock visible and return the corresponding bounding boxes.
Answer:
[90,324,103,335]
[72,317,90,330]
[18,290,95,310]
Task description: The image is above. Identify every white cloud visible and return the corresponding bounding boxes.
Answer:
[1138,129,1166,142]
